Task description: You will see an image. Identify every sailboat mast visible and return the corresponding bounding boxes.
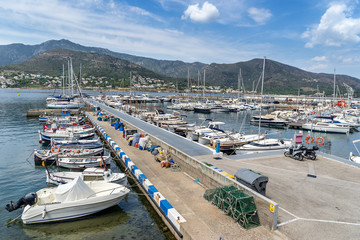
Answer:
[129,71,132,96]
[238,68,241,99]
[79,63,82,91]
[203,69,206,98]
[70,58,74,97]
[333,68,336,106]
[198,70,200,88]
[187,67,190,91]
[258,57,266,136]
[67,59,70,97]
[62,64,64,96]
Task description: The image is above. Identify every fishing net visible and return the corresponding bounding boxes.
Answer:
[203,185,260,229]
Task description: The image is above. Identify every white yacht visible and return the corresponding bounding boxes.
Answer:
[302,121,350,134]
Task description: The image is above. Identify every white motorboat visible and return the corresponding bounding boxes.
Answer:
[188,121,226,142]
[250,114,288,128]
[46,167,127,185]
[209,133,267,149]
[198,131,228,145]
[238,138,292,151]
[47,99,85,109]
[17,177,129,224]
[302,121,350,134]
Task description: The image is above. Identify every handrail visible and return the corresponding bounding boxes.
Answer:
[86,186,126,199]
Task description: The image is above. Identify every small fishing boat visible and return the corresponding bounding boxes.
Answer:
[6,177,130,224]
[52,142,104,150]
[39,130,96,143]
[57,155,111,169]
[46,167,127,185]
[34,147,105,165]
[51,137,100,146]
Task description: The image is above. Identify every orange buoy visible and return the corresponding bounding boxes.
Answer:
[51,146,60,153]
[305,135,314,144]
[316,137,325,145]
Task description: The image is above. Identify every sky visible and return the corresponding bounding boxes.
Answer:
[1,0,360,78]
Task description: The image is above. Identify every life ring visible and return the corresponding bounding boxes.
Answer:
[305,135,314,144]
[51,146,60,153]
[316,137,325,145]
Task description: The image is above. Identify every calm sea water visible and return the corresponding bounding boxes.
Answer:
[0,89,174,240]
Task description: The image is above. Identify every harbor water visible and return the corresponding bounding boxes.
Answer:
[0,89,174,240]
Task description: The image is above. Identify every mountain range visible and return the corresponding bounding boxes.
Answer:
[0,39,359,95]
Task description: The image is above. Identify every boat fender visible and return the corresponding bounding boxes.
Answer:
[42,207,47,218]
[5,192,37,212]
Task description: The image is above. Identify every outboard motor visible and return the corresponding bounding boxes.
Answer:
[5,192,37,212]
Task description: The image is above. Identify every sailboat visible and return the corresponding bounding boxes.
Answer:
[47,58,85,109]
[239,57,292,151]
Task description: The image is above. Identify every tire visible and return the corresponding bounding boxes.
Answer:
[295,153,303,161]
[284,151,291,157]
[309,153,317,160]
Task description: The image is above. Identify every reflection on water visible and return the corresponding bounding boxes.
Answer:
[22,206,130,240]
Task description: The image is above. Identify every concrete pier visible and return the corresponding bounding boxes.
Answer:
[86,99,360,240]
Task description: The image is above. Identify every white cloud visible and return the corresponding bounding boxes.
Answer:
[302,3,360,48]
[312,56,327,62]
[306,63,328,71]
[181,1,220,23]
[248,7,272,25]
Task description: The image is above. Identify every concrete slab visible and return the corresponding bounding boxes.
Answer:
[201,153,360,240]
